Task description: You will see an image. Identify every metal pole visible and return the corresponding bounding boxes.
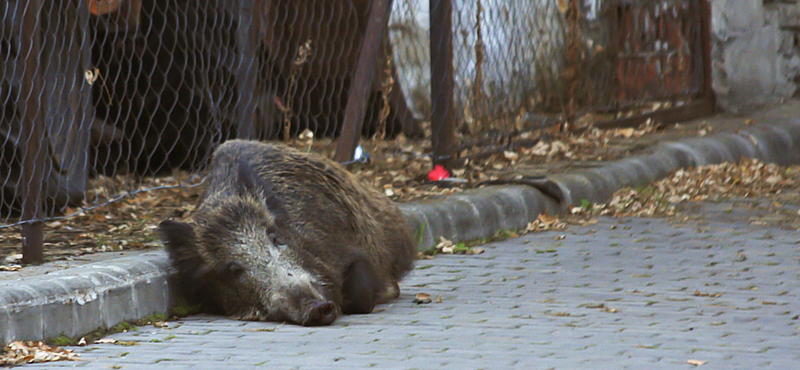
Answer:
[429,0,456,169]
[699,0,715,107]
[334,0,394,163]
[19,0,46,264]
[236,0,258,140]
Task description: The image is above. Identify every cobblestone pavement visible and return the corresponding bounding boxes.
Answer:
[38,200,800,369]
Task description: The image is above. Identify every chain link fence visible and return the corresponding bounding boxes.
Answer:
[0,0,711,262]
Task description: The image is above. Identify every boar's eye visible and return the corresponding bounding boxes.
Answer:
[222,261,245,279]
[267,227,285,246]
[267,226,278,242]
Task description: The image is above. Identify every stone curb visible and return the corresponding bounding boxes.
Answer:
[1,119,798,344]
[0,252,174,343]
[548,119,800,207]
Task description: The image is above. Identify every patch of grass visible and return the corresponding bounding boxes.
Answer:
[140,313,168,324]
[489,229,518,243]
[46,311,177,347]
[452,242,471,254]
[51,336,76,346]
[420,246,438,256]
[114,322,138,333]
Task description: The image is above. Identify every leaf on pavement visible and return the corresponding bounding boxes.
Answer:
[413,293,432,304]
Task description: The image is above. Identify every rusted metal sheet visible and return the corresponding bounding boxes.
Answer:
[597,0,714,129]
[610,0,702,104]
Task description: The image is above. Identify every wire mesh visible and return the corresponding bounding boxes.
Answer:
[0,0,708,242]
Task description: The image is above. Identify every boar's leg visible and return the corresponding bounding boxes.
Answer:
[341,255,382,314]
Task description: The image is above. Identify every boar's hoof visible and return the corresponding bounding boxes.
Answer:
[341,256,381,315]
[303,301,338,326]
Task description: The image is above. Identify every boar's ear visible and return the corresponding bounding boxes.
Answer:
[159,220,210,280]
[235,159,288,224]
[262,179,289,226]
[236,159,260,195]
[341,254,382,315]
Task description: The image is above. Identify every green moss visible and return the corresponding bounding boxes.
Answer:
[140,313,168,324]
[51,336,76,346]
[169,303,202,318]
[47,311,174,347]
[114,322,137,332]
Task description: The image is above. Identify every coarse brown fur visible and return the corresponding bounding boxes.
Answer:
[159,140,416,325]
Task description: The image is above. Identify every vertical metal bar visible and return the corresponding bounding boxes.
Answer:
[429,0,456,169]
[49,0,92,208]
[19,0,46,264]
[334,0,394,163]
[699,0,714,106]
[75,0,94,193]
[564,0,582,127]
[236,0,258,140]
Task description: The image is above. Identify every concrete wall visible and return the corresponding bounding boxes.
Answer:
[712,0,800,112]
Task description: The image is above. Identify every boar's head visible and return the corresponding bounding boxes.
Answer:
[159,161,339,326]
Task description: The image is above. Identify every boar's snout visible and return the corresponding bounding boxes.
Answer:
[303,301,337,326]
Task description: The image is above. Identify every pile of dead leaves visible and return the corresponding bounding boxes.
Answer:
[1,341,79,365]
[575,159,800,218]
[523,213,568,233]
[659,159,798,201]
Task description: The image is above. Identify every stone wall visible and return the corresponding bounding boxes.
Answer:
[712,0,800,112]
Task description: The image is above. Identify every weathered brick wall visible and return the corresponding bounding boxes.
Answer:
[711,0,800,112]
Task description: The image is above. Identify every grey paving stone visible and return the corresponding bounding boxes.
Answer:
[51,201,800,370]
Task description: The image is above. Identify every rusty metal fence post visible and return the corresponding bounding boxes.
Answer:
[334,0,394,163]
[19,0,46,264]
[429,0,456,169]
[699,0,715,108]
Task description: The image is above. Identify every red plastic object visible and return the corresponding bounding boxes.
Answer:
[427,165,451,181]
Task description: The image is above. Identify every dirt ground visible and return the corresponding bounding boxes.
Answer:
[1,100,799,267]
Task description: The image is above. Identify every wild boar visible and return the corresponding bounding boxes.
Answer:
[159,140,416,326]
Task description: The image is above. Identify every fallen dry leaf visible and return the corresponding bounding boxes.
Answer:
[617,128,635,138]
[524,213,568,233]
[687,359,707,366]
[413,293,432,304]
[93,338,138,346]
[1,341,80,365]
